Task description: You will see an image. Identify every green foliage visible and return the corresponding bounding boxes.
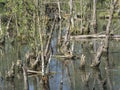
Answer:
[1,0,120,42]
[5,0,35,31]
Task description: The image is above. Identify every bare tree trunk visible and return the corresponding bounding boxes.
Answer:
[0,14,2,35]
[57,20,62,50]
[38,13,45,76]
[6,15,12,37]
[80,54,86,69]
[91,0,118,68]
[44,20,55,57]
[57,0,62,45]
[36,0,45,76]
[69,0,74,29]
[92,0,97,33]
[104,0,118,51]
[45,54,51,74]
[15,13,19,36]
[93,0,98,53]
[22,66,29,90]
[104,0,118,69]
[80,0,83,34]
[57,0,61,20]
[90,43,104,67]
[62,0,73,52]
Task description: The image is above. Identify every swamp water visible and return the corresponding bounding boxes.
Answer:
[0,2,120,89]
[0,39,120,90]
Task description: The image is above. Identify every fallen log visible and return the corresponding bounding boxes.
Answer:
[52,54,79,59]
[27,70,42,74]
[69,34,120,40]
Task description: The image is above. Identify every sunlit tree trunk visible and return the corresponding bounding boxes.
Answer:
[38,0,45,76]
[57,0,62,45]
[92,0,97,33]
[35,0,45,75]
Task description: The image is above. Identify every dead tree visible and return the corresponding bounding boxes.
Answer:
[57,0,62,45]
[92,0,97,33]
[37,0,45,76]
[90,43,104,67]
[22,66,29,90]
[44,19,55,58]
[104,0,118,52]
[61,0,73,54]
[91,0,118,68]
[104,0,118,68]
[0,14,2,35]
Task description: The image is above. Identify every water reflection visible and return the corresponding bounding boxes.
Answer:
[0,39,120,90]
